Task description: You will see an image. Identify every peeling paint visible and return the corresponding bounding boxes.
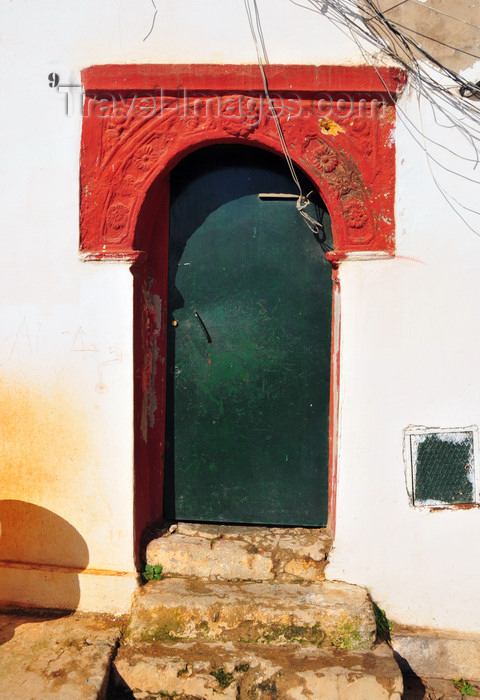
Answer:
[376,0,480,72]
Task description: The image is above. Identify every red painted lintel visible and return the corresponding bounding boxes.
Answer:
[81,64,407,97]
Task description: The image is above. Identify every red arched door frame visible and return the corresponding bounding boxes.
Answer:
[79,64,406,555]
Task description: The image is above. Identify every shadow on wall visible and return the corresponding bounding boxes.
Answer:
[0,500,89,644]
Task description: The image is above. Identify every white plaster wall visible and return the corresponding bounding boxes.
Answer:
[0,0,370,70]
[327,81,480,632]
[0,0,376,613]
[1,0,479,627]
[0,267,134,571]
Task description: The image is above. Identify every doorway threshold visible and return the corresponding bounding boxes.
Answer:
[145,522,332,583]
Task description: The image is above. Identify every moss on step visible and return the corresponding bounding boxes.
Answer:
[329,616,365,650]
[209,667,234,689]
[259,622,326,645]
[154,692,204,699]
[125,608,184,643]
[247,679,278,699]
[235,662,250,673]
[126,579,374,649]
[239,617,368,649]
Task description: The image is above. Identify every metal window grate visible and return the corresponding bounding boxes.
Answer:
[404,426,479,507]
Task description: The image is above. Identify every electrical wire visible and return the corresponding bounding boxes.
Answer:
[143,0,157,41]
[243,0,330,248]
[382,0,409,13]
[303,0,480,98]
[349,22,480,178]
[253,0,270,64]
[245,0,480,234]
[243,0,302,195]
[367,0,480,93]
[289,0,480,240]
[314,0,480,123]
[401,0,480,32]
[350,8,480,161]
[378,18,480,61]
[416,90,480,237]
[291,0,480,233]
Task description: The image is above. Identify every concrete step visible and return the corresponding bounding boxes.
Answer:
[391,627,480,699]
[0,609,123,700]
[126,578,376,650]
[391,627,480,682]
[402,676,480,699]
[146,523,331,583]
[112,639,403,699]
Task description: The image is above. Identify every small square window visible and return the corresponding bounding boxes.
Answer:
[404,426,479,507]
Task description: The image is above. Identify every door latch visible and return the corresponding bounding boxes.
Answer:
[194,310,212,344]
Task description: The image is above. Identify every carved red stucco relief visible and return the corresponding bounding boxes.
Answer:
[80,64,406,262]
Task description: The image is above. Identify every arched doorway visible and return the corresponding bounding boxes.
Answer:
[164,145,332,525]
[79,63,404,552]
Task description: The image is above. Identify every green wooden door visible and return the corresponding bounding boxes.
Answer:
[164,147,332,526]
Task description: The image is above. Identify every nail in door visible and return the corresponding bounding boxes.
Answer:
[164,147,332,525]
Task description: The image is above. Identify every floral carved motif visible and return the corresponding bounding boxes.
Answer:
[107,201,129,229]
[314,143,339,173]
[308,137,372,240]
[135,143,158,171]
[104,121,124,149]
[221,119,259,138]
[310,140,366,197]
[105,201,130,243]
[80,65,402,257]
[343,199,369,229]
[101,117,128,165]
[331,167,363,196]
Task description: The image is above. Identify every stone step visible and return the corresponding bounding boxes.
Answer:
[146,523,331,583]
[112,639,403,699]
[391,627,480,699]
[0,610,123,700]
[391,627,480,682]
[401,676,480,700]
[126,578,376,650]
